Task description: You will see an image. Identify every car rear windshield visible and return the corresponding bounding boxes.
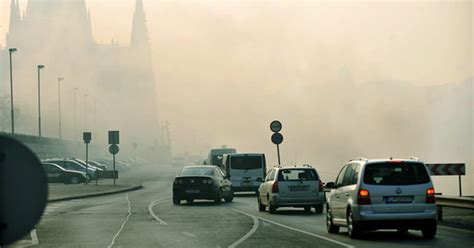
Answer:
[278,169,318,181]
[363,162,430,185]
[230,156,262,170]
[180,167,214,176]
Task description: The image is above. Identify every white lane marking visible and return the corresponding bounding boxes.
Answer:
[229,209,259,248]
[182,232,197,238]
[107,193,132,248]
[148,196,171,225]
[232,208,354,248]
[439,225,474,234]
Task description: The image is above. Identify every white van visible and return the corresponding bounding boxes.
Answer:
[222,153,266,192]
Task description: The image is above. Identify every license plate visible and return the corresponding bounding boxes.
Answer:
[186,189,200,194]
[385,196,413,203]
[289,185,309,191]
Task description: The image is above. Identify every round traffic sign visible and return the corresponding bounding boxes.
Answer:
[270,120,282,133]
[109,144,120,155]
[271,132,284,145]
[0,136,48,246]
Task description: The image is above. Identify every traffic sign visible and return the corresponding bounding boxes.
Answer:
[83,132,91,144]
[270,120,282,133]
[108,130,120,145]
[109,144,119,155]
[426,163,465,176]
[271,132,284,145]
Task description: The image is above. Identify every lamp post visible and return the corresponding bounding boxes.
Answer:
[84,93,88,131]
[37,65,45,137]
[58,77,64,139]
[8,48,17,134]
[73,88,78,140]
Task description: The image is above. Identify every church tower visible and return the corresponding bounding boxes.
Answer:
[6,0,21,46]
[130,0,150,50]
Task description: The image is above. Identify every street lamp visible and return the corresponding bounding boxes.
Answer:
[58,77,64,139]
[84,93,88,131]
[8,48,17,134]
[37,64,45,137]
[73,88,78,140]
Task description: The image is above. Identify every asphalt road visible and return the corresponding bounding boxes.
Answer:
[12,166,474,248]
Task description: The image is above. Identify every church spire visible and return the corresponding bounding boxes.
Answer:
[9,0,21,33]
[130,0,150,49]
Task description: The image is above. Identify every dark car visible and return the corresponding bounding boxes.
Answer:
[42,162,87,184]
[173,165,233,205]
[44,159,98,180]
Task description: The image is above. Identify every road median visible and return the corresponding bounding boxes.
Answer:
[48,183,143,203]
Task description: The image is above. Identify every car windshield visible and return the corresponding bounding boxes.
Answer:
[180,167,215,176]
[230,156,262,170]
[278,169,318,181]
[363,162,430,185]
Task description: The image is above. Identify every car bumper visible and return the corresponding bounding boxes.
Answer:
[271,194,325,206]
[173,187,219,200]
[353,205,437,222]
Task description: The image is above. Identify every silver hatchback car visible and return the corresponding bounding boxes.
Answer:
[326,158,437,239]
[257,165,325,214]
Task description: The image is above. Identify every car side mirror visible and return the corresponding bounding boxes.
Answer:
[256,177,263,182]
[325,182,336,189]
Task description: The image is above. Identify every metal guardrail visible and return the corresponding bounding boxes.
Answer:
[435,196,474,210]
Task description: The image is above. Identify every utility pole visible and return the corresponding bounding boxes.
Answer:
[9,48,17,134]
[58,77,64,139]
[73,88,78,140]
[37,65,45,137]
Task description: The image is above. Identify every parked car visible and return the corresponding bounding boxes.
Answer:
[94,158,131,172]
[72,158,105,171]
[42,162,87,184]
[222,153,266,192]
[173,165,233,205]
[86,160,108,171]
[257,165,325,214]
[44,158,98,180]
[325,158,437,239]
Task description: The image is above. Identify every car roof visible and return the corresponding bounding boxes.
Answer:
[227,153,264,157]
[350,158,424,164]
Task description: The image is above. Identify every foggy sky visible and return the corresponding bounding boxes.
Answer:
[0,0,473,194]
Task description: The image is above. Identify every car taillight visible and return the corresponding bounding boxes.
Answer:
[202,179,213,184]
[174,179,183,185]
[426,187,435,203]
[319,181,324,192]
[272,181,279,193]
[357,189,371,205]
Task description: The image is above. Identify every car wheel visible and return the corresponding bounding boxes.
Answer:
[69,176,80,184]
[347,209,360,239]
[269,201,277,214]
[326,205,339,234]
[225,190,234,203]
[258,196,266,212]
[214,190,222,204]
[314,204,324,214]
[421,221,437,239]
[304,206,312,212]
[173,196,181,205]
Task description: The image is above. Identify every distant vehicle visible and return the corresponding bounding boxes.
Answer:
[207,146,237,168]
[42,162,87,184]
[86,160,108,171]
[325,158,437,239]
[257,165,325,214]
[72,158,105,171]
[173,165,233,205]
[222,153,266,192]
[94,159,131,172]
[44,159,98,180]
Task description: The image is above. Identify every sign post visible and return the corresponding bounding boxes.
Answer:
[425,163,466,196]
[108,131,120,186]
[270,120,283,165]
[83,132,91,184]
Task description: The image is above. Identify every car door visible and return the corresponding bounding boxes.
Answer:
[260,169,274,205]
[332,165,348,220]
[45,164,63,183]
[339,164,357,216]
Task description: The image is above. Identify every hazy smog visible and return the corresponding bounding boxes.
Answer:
[0,0,472,195]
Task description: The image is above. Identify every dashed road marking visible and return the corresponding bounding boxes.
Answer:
[229,209,259,248]
[182,231,197,238]
[148,196,171,225]
[232,208,354,248]
[107,193,132,248]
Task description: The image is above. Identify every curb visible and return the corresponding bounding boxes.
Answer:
[48,185,143,203]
